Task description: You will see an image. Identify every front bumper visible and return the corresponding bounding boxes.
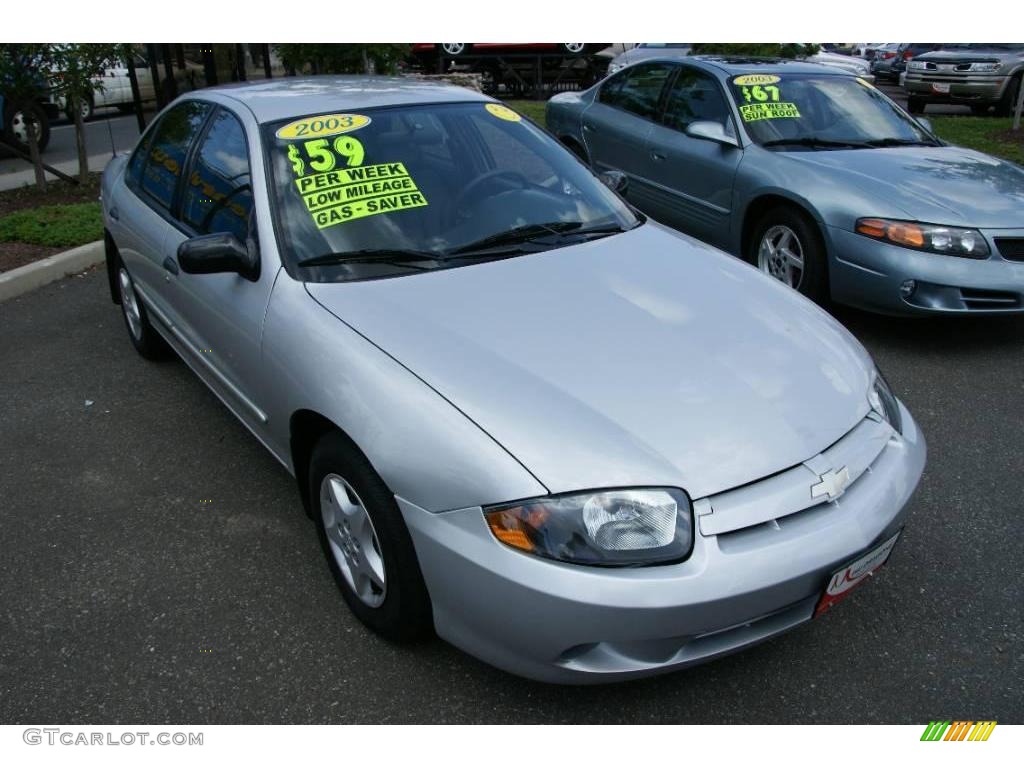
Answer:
[400,404,925,683]
[904,73,1009,103]
[828,226,1024,315]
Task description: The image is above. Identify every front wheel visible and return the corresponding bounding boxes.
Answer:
[117,263,169,360]
[66,95,93,122]
[748,207,828,303]
[309,432,433,641]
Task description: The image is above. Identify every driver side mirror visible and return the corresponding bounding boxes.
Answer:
[599,170,629,194]
[685,120,740,148]
[178,233,259,281]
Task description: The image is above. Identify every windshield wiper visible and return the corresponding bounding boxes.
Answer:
[297,249,442,269]
[448,220,629,256]
[863,137,940,148]
[761,137,873,150]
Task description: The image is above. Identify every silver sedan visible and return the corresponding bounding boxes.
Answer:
[101,76,925,683]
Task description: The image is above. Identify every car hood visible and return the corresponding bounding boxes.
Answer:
[307,224,874,501]
[783,145,1024,228]
[916,49,1020,64]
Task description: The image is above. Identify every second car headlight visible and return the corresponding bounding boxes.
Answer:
[484,488,693,567]
[855,218,990,258]
[869,370,903,434]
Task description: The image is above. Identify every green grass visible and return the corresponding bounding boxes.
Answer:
[0,202,103,248]
[507,100,547,126]
[507,99,1024,165]
[929,117,1024,165]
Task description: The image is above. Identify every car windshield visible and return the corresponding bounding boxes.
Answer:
[265,102,639,281]
[728,73,935,149]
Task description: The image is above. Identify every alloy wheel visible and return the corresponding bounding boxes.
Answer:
[320,473,387,608]
[441,43,466,56]
[758,224,805,289]
[118,267,143,340]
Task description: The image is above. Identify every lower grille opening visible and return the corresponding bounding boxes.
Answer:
[959,287,1022,310]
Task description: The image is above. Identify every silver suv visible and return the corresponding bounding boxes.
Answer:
[904,43,1023,115]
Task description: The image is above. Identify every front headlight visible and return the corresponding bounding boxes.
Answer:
[869,371,903,434]
[967,62,1001,73]
[484,488,693,567]
[856,218,990,259]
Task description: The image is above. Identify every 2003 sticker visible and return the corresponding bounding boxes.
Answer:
[485,103,522,122]
[734,74,781,86]
[276,113,371,140]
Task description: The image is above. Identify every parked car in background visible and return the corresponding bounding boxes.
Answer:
[102,76,925,683]
[904,43,1024,115]
[869,44,901,81]
[607,44,692,74]
[806,50,873,80]
[547,57,1024,316]
[413,43,607,61]
[1,81,61,154]
[64,52,155,121]
[890,43,942,82]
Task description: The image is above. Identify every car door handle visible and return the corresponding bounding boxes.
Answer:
[651,151,666,161]
[162,256,179,276]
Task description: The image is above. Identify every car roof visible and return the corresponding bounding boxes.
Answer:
[200,76,490,123]
[625,55,852,78]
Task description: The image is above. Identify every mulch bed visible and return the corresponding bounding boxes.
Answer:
[0,242,62,273]
[992,128,1024,145]
[0,174,102,217]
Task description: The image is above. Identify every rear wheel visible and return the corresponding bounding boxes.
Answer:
[748,207,828,303]
[309,432,433,641]
[66,95,93,122]
[559,43,587,55]
[3,102,50,153]
[439,43,469,57]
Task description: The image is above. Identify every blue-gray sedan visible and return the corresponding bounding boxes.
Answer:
[547,57,1024,315]
[102,77,924,683]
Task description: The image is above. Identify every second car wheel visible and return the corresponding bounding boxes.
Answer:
[748,207,828,303]
[309,431,433,642]
[117,261,169,360]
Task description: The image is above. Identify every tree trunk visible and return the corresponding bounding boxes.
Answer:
[72,95,90,183]
[25,110,46,192]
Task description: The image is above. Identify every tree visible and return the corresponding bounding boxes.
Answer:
[273,44,410,76]
[50,44,123,183]
[0,43,58,190]
[690,44,821,59]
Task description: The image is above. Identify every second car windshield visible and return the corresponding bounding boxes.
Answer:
[728,73,934,148]
[265,102,639,281]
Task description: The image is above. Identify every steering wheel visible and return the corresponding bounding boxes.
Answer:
[453,170,530,220]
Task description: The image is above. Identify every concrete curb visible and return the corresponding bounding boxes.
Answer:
[0,240,104,303]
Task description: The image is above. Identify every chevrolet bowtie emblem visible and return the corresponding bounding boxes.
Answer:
[812,466,851,501]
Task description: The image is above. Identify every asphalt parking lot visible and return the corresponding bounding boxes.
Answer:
[0,268,1021,724]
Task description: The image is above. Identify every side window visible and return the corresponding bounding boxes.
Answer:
[126,128,155,188]
[181,109,253,242]
[598,63,674,121]
[663,67,730,131]
[139,100,211,212]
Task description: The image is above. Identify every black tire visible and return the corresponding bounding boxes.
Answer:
[66,95,94,122]
[437,43,470,58]
[747,206,829,303]
[115,255,170,361]
[3,101,50,154]
[309,431,433,642]
[906,96,926,114]
[996,74,1021,118]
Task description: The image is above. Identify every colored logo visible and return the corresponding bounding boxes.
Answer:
[920,721,997,741]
